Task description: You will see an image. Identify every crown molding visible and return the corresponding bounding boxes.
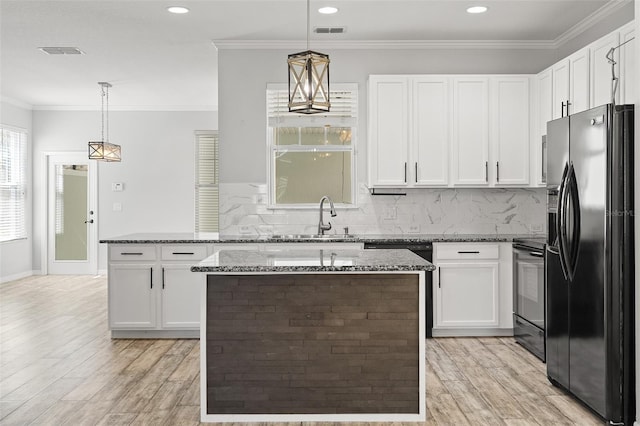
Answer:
[31,105,218,112]
[213,39,557,50]
[1,96,33,110]
[553,0,633,48]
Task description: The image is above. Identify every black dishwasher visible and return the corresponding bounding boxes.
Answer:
[363,242,433,338]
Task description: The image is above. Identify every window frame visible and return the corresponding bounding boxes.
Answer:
[266,83,358,210]
[0,126,28,243]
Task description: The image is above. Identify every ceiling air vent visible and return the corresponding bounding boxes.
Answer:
[313,27,345,34]
[38,47,85,55]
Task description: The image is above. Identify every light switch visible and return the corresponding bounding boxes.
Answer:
[113,202,122,212]
[112,182,124,192]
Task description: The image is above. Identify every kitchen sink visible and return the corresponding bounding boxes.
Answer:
[269,234,358,241]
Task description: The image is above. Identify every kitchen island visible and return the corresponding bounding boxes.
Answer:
[192,247,434,423]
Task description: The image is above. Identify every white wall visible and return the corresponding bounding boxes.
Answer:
[31,110,217,272]
[0,100,33,283]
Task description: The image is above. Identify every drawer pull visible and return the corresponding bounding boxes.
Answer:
[162,268,165,289]
[172,252,195,255]
[150,267,153,289]
[121,252,143,256]
[529,251,544,258]
[457,250,480,254]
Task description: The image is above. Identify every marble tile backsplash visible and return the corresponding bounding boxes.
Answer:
[219,183,547,237]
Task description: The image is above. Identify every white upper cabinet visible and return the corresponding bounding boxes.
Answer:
[568,48,590,115]
[619,22,636,104]
[537,67,553,137]
[551,47,590,118]
[368,74,533,188]
[490,76,530,186]
[412,77,450,186]
[452,77,490,186]
[368,76,409,187]
[590,31,620,107]
[552,59,570,119]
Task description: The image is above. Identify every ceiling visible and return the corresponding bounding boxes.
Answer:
[0,0,628,110]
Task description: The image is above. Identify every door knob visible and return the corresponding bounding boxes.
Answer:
[85,219,94,224]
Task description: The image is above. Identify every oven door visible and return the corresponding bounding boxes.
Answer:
[513,244,545,328]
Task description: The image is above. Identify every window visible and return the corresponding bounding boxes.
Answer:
[267,83,357,207]
[195,131,219,233]
[0,127,27,242]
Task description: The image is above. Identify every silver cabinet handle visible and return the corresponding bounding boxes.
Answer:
[172,252,195,255]
[438,267,441,288]
[485,161,488,182]
[150,267,153,289]
[121,252,143,255]
[529,251,544,257]
[162,267,165,289]
[404,162,407,183]
[458,251,480,254]
[496,162,500,182]
[415,162,418,183]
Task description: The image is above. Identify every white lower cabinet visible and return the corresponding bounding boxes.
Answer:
[436,262,499,328]
[433,242,513,336]
[108,243,213,337]
[160,264,202,329]
[109,262,157,329]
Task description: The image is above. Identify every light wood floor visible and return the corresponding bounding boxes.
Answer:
[0,275,604,425]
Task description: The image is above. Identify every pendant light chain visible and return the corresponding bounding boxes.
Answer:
[306,0,310,51]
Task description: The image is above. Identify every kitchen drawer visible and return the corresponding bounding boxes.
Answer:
[110,245,156,261]
[161,245,209,261]
[435,243,499,260]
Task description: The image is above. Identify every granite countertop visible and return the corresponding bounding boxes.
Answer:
[191,248,436,273]
[100,232,544,244]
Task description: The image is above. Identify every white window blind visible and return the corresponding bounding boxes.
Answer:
[195,131,219,233]
[0,128,27,242]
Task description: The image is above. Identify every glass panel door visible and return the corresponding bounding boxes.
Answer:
[47,153,97,274]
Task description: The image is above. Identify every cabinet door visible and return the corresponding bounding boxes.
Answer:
[109,263,156,329]
[412,77,449,186]
[568,48,590,114]
[368,76,409,186]
[452,77,489,185]
[161,265,201,329]
[491,76,530,186]
[435,262,500,328]
[552,59,570,119]
[590,32,619,107]
[537,68,553,136]
[619,24,635,105]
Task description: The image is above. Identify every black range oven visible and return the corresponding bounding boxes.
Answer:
[513,237,546,361]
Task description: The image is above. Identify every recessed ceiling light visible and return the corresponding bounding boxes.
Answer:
[318,6,338,14]
[167,6,189,14]
[466,6,488,14]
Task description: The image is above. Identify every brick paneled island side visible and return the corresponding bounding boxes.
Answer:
[192,248,434,423]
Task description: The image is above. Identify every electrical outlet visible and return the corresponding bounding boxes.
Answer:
[239,225,252,234]
[385,206,397,220]
[408,225,420,233]
[530,224,543,233]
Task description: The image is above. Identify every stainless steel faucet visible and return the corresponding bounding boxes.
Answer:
[317,195,337,235]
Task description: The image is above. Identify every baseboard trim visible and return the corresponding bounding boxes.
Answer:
[98,269,107,276]
[111,330,200,339]
[432,328,514,337]
[0,270,34,284]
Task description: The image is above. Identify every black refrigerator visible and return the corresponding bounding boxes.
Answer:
[545,103,635,425]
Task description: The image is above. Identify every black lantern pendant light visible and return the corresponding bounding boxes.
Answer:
[88,82,121,162]
[287,0,330,114]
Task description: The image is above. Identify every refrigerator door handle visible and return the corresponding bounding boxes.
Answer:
[566,164,581,281]
[557,162,570,280]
